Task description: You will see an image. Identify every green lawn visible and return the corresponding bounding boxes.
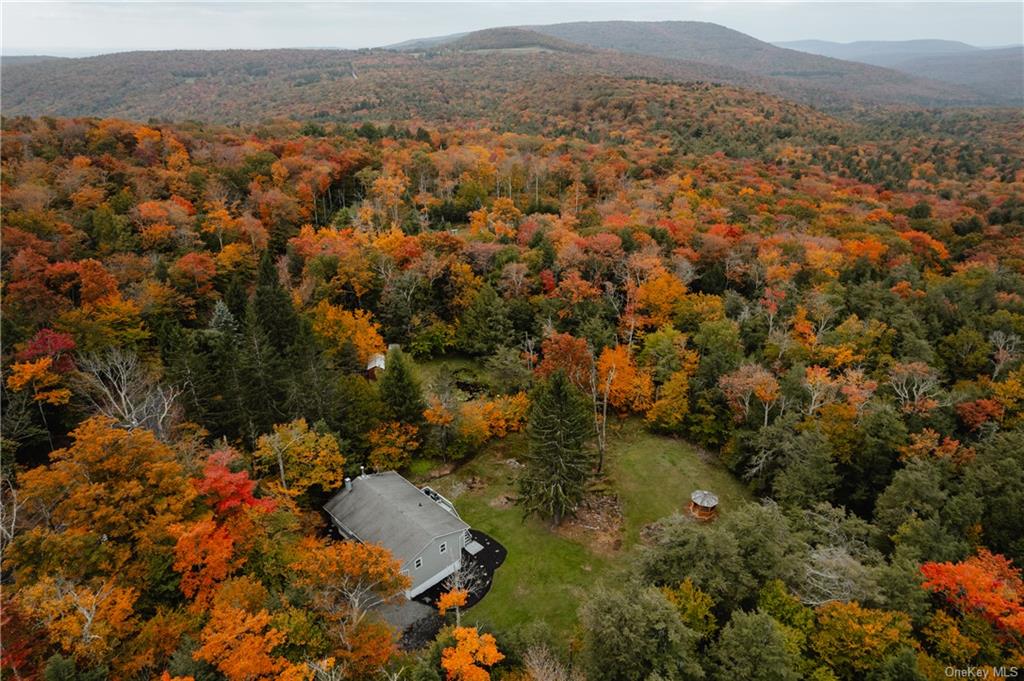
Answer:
[605,419,752,545]
[414,354,490,389]
[412,417,751,636]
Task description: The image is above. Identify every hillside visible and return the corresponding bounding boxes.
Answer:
[1,35,984,125]
[392,22,986,107]
[892,47,1024,105]
[4,11,1024,681]
[778,39,1024,104]
[525,21,983,104]
[0,48,779,125]
[775,39,980,67]
[446,27,592,53]
[4,106,1024,678]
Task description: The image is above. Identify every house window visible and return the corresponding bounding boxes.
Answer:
[439,542,447,554]
[414,557,422,569]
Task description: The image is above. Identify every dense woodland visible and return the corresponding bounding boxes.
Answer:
[2,34,1024,681]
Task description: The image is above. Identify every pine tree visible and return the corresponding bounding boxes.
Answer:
[253,251,299,354]
[456,283,512,355]
[200,302,247,441]
[286,318,337,425]
[161,321,213,425]
[378,347,425,426]
[519,370,593,525]
[223,275,249,321]
[236,302,287,446]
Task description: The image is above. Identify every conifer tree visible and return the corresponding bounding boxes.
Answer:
[378,347,425,427]
[519,370,593,525]
[237,302,287,446]
[253,251,298,353]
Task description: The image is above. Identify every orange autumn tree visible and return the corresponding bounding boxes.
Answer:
[634,270,687,330]
[172,518,241,610]
[535,332,593,391]
[921,550,1024,636]
[291,537,409,679]
[6,356,72,406]
[440,627,505,681]
[311,300,385,365]
[597,345,654,414]
[719,363,781,427]
[437,588,469,627]
[194,599,309,681]
[15,577,137,663]
[10,416,196,586]
[368,421,420,471]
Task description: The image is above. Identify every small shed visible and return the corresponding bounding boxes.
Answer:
[365,353,386,380]
[688,490,719,521]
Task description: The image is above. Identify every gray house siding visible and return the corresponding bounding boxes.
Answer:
[405,529,466,598]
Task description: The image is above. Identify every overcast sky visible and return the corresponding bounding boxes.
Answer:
[3,1,1022,56]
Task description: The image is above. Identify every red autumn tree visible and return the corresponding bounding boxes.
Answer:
[193,449,275,515]
[921,549,1024,636]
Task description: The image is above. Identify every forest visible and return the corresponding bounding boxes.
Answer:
[2,34,1024,681]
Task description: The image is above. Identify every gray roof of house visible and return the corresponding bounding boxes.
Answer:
[324,471,468,565]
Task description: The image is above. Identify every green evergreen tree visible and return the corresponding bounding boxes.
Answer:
[286,317,339,426]
[518,370,593,526]
[456,283,512,355]
[236,301,287,445]
[44,654,108,681]
[329,374,383,459]
[485,345,532,394]
[378,347,425,426]
[223,274,249,321]
[253,251,299,353]
[203,301,250,442]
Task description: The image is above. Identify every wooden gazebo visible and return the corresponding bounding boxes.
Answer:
[688,490,719,521]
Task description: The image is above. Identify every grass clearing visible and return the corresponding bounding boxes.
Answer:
[410,416,751,636]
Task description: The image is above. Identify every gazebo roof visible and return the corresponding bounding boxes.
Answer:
[690,489,719,508]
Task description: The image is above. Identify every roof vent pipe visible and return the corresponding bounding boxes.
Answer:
[344,477,352,491]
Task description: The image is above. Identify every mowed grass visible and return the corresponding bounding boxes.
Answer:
[413,415,751,636]
[605,419,752,545]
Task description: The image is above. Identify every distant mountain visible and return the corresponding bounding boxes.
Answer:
[1,55,68,66]
[385,23,982,109]
[774,39,979,67]
[446,27,593,53]
[892,47,1023,105]
[386,32,469,51]
[778,39,1023,105]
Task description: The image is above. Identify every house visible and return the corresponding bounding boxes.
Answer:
[324,471,471,599]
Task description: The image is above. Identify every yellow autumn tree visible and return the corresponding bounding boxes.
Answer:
[252,419,346,495]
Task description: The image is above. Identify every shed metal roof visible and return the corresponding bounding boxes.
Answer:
[324,471,468,565]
